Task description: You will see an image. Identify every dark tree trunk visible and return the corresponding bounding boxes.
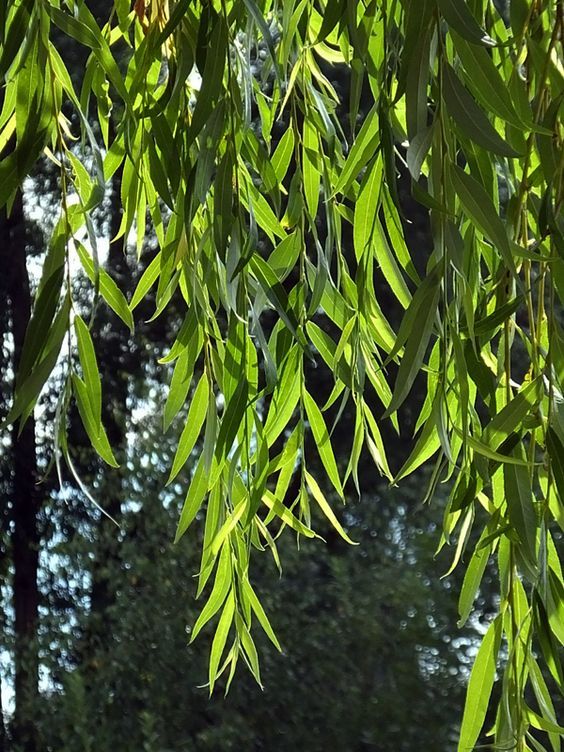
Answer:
[1,194,40,752]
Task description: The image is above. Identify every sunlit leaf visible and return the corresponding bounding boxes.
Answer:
[305,470,357,545]
[191,542,232,642]
[457,616,502,752]
[303,389,343,497]
[241,576,282,651]
[167,373,210,485]
[76,244,134,332]
[209,589,235,694]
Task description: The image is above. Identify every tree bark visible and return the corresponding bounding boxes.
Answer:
[1,194,40,751]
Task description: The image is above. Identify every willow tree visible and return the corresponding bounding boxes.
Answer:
[1,0,563,747]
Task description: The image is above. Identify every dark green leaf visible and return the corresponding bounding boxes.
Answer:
[442,63,521,157]
[437,0,495,46]
[503,457,538,565]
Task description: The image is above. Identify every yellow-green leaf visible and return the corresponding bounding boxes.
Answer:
[457,616,501,752]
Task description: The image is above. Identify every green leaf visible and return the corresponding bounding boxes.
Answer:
[250,254,301,339]
[451,34,524,128]
[268,231,302,282]
[315,0,346,42]
[334,104,379,194]
[263,346,301,446]
[462,432,532,466]
[76,244,134,332]
[526,707,564,737]
[243,178,286,240]
[373,219,412,309]
[528,655,562,752]
[209,497,248,558]
[405,25,433,142]
[303,389,343,496]
[147,139,174,210]
[382,188,420,284]
[72,375,119,468]
[167,373,210,485]
[394,411,440,482]
[17,266,64,385]
[473,296,523,338]
[362,400,393,479]
[129,252,162,311]
[305,470,357,545]
[187,15,227,147]
[271,127,295,183]
[216,377,249,460]
[353,156,382,260]
[407,124,434,179]
[74,315,102,421]
[15,31,42,146]
[546,428,564,511]
[437,0,495,46]
[153,0,191,46]
[76,4,132,107]
[457,616,501,752]
[163,335,201,432]
[213,150,233,258]
[483,378,541,449]
[174,455,208,543]
[303,118,320,217]
[208,588,235,694]
[0,0,33,80]
[458,527,493,627]
[241,577,282,651]
[451,165,516,276]
[237,615,263,687]
[191,542,232,642]
[547,571,564,647]
[262,490,317,539]
[5,297,70,427]
[49,7,101,49]
[241,0,281,83]
[442,63,521,157]
[503,457,538,565]
[384,267,440,416]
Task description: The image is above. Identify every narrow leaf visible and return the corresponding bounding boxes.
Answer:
[191,542,232,642]
[209,589,235,694]
[303,390,343,496]
[305,470,357,545]
[457,617,502,752]
[167,374,210,485]
[242,577,282,651]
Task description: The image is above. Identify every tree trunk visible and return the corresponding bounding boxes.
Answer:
[1,194,40,752]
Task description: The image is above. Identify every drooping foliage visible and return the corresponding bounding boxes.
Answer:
[38,421,478,752]
[1,0,563,747]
